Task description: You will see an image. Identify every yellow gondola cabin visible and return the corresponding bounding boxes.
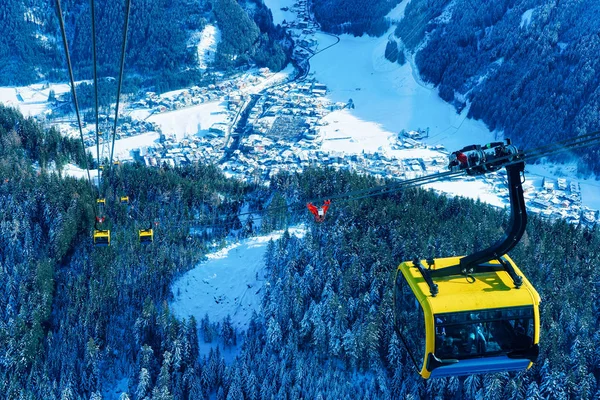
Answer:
[139,229,153,244]
[93,229,110,246]
[395,256,540,379]
[394,140,541,379]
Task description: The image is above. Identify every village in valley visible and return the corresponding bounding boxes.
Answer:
[0,0,597,226]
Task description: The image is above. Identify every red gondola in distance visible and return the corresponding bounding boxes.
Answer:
[307,200,331,222]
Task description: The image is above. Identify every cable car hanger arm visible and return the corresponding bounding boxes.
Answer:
[415,139,527,295]
[457,159,525,287]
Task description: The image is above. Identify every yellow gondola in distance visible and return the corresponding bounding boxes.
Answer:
[394,139,541,379]
[120,196,129,204]
[139,228,153,244]
[395,256,540,379]
[96,198,106,215]
[93,229,110,246]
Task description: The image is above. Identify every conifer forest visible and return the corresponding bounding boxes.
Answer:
[1,0,600,398]
[1,107,599,398]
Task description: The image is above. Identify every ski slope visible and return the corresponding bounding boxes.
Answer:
[387,0,411,22]
[197,24,220,70]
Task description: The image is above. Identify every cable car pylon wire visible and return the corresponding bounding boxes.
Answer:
[90,0,100,189]
[159,170,466,231]
[530,130,600,153]
[524,132,600,162]
[108,0,132,173]
[55,0,92,187]
[156,131,600,233]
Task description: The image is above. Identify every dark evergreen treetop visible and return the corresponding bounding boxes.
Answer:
[396,0,600,174]
[1,107,599,398]
[2,0,290,90]
[312,0,397,36]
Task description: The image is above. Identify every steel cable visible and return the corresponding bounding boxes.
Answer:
[55,0,92,187]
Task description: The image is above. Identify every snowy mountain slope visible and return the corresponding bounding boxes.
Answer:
[170,226,307,332]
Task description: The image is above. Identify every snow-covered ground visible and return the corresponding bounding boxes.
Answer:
[311,32,340,52]
[580,180,600,210]
[85,131,160,162]
[387,0,411,22]
[197,24,220,70]
[425,178,507,208]
[147,101,229,140]
[310,31,496,155]
[263,0,298,25]
[0,83,71,117]
[241,64,296,94]
[170,226,307,332]
[62,163,99,182]
[127,109,153,120]
[521,8,535,28]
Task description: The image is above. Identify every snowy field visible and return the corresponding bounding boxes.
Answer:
[0,83,71,117]
[311,32,340,52]
[86,131,160,162]
[310,31,496,156]
[170,226,307,332]
[425,178,507,208]
[263,0,298,25]
[62,163,99,182]
[127,109,152,120]
[147,101,229,140]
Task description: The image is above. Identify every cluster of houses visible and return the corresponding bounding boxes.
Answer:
[527,177,596,224]
[121,71,598,227]
[136,135,225,168]
[219,139,453,183]
[133,119,452,188]
[457,171,596,225]
[80,118,159,148]
[132,88,222,114]
[280,0,317,31]
[131,71,267,115]
[248,80,347,138]
[64,68,283,149]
